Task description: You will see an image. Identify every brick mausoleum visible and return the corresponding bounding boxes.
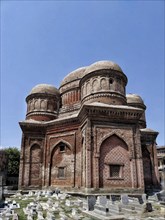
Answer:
[19,60,160,193]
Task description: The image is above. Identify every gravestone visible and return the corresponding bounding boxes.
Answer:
[42,191,46,196]
[97,196,107,206]
[94,197,109,216]
[106,200,122,215]
[121,194,129,205]
[142,202,152,212]
[28,191,34,197]
[110,195,116,204]
[142,194,147,203]
[87,196,96,211]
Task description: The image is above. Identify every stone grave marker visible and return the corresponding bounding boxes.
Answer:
[121,194,129,205]
[110,195,116,204]
[87,196,96,211]
[98,196,107,206]
[28,191,34,197]
[142,194,147,203]
[94,197,109,216]
[42,190,46,196]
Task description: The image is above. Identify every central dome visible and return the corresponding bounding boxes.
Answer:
[84,60,123,75]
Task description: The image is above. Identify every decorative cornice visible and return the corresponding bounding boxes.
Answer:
[26,111,57,117]
[78,103,143,124]
[81,91,126,104]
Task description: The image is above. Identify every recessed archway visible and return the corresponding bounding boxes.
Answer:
[99,134,131,188]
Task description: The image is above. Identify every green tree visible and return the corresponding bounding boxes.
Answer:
[4,147,20,176]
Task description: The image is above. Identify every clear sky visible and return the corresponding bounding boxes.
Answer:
[0,1,164,148]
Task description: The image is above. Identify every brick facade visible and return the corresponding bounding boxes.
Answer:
[19,60,160,193]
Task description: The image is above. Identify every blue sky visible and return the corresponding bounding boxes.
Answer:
[0,1,164,148]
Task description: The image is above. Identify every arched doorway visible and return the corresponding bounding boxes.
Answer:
[99,134,131,188]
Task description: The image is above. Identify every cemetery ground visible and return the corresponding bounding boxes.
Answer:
[1,190,165,220]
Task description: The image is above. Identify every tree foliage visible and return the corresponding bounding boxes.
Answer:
[4,147,20,176]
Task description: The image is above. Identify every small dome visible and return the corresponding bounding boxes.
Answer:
[126,94,144,105]
[30,84,59,96]
[84,60,123,75]
[60,67,87,86]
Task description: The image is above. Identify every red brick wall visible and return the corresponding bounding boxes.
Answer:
[99,134,132,188]
[29,144,42,186]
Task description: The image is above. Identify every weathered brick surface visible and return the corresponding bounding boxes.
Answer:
[29,144,41,185]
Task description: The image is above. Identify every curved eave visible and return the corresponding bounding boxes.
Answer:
[19,113,79,131]
[140,128,159,135]
[140,128,159,144]
[19,120,47,133]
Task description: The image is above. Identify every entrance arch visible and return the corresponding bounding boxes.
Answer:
[99,134,131,188]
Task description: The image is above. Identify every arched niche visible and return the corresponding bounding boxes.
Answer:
[92,79,99,92]
[50,141,72,186]
[99,134,131,188]
[100,78,107,90]
[29,144,42,186]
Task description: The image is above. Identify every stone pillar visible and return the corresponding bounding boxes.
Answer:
[81,128,86,187]
[93,152,100,189]
[92,126,99,189]
[18,134,25,188]
[134,127,144,189]
[85,119,92,188]
[152,142,160,187]
[131,128,138,188]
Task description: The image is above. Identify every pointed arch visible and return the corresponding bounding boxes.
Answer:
[49,140,73,186]
[98,131,128,153]
[99,134,131,188]
[29,144,41,186]
[50,140,72,157]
